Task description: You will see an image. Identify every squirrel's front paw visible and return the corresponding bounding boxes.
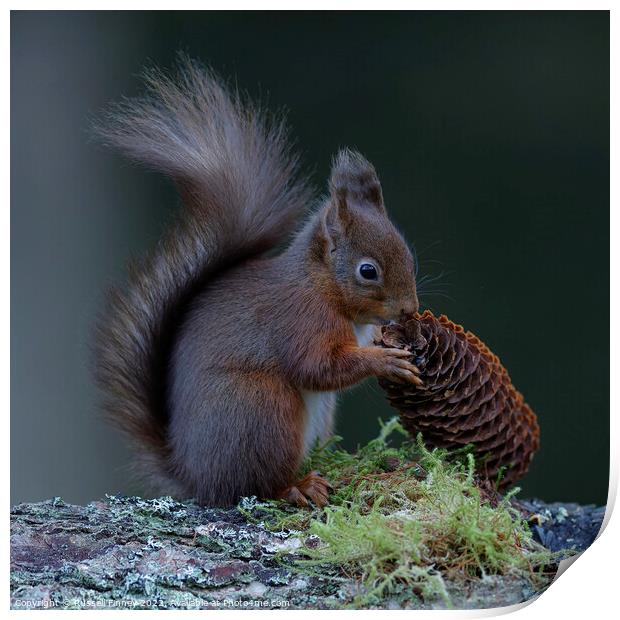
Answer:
[374,347,423,386]
[279,471,333,508]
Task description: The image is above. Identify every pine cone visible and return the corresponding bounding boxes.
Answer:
[378,310,539,488]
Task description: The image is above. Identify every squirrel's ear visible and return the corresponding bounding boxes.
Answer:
[323,189,352,243]
[320,200,346,259]
[328,148,386,214]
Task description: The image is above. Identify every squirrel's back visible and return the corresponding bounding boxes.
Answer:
[93,56,312,493]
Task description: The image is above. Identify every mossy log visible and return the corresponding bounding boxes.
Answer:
[10,495,602,610]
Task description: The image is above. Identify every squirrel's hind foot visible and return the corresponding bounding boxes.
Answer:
[278,471,333,508]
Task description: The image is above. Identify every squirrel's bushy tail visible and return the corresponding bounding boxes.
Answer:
[93,55,311,494]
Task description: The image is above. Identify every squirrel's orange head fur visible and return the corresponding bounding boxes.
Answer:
[315,149,418,324]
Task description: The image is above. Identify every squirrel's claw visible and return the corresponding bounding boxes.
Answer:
[378,347,425,387]
[279,471,333,509]
[281,485,310,508]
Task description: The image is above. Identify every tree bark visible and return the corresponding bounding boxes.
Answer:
[10,495,604,610]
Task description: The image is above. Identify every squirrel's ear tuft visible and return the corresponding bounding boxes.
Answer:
[329,148,385,213]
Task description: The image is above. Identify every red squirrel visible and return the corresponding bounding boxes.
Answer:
[94,56,421,508]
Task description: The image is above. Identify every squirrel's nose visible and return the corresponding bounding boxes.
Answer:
[400,294,419,318]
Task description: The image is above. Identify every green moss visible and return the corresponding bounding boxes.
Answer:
[241,417,560,607]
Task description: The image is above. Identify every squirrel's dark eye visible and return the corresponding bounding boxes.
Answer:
[359,263,378,280]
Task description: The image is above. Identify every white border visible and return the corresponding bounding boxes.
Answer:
[6,4,615,618]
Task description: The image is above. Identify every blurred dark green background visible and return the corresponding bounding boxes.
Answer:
[11,11,609,506]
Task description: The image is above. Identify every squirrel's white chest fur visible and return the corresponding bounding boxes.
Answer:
[300,323,375,454]
[300,390,336,454]
[353,323,376,347]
